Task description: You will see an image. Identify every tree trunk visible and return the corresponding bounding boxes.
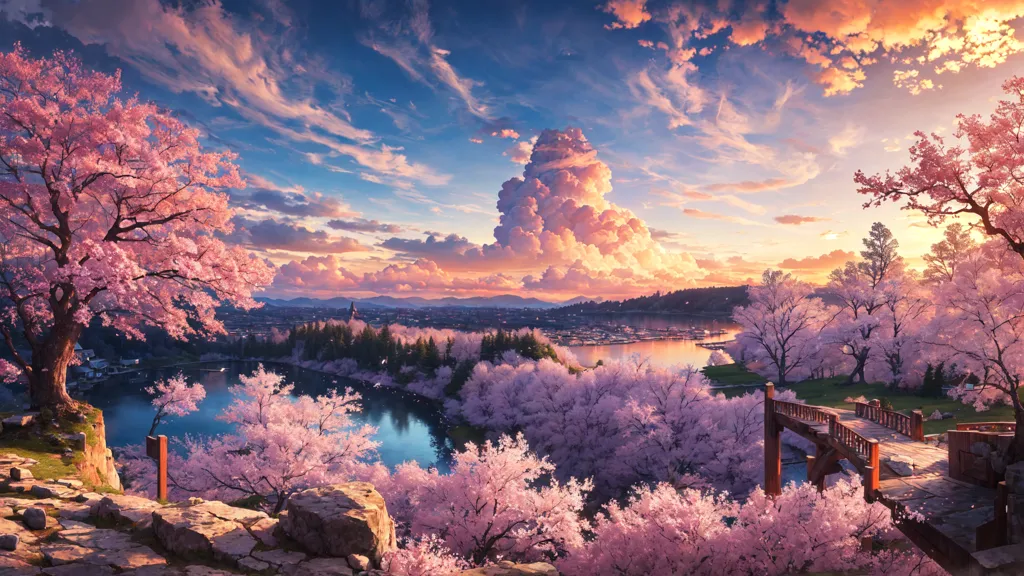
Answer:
[1009,398,1024,465]
[28,322,81,410]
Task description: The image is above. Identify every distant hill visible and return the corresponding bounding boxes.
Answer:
[255,294,603,310]
[556,286,749,317]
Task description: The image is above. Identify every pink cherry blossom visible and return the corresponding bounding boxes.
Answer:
[0,46,274,408]
[145,374,206,436]
[732,270,829,385]
[122,365,377,513]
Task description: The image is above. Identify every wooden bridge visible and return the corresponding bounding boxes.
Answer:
[763,383,1024,575]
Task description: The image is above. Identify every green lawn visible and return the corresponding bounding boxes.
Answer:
[706,364,1019,435]
[0,406,105,483]
[702,364,767,386]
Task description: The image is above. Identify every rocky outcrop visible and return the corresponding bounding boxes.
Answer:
[76,411,121,492]
[0,453,550,576]
[152,499,269,566]
[456,561,561,576]
[280,482,396,565]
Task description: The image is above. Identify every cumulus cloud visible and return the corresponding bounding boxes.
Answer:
[491,129,520,139]
[504,136,538,165]
[601,0,651,30]
[327,218,404,234]
[273,256,520,296]
[380,233,475,259]
[270,127,705,297]
[774,214,830,225]
[611,0,1024,101]
[778,249,856,270]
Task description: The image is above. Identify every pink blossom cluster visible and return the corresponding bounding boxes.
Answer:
[124,365,378,513]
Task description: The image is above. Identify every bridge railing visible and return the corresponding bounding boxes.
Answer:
[854,400,924,441]
[829,415,881,498]
[774,400,835,423]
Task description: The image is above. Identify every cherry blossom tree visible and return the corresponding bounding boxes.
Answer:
[868,271,930,388]
[0,46,274,409]
[732,270,829,386]
[145,374,206,436]
[857,75,1024,259]
[856,73,1024,458]
[824,224,904,384]
[707,349,729,366]
[381,536,467,576]
[561,479,941,576]
[923,244,1024,457]
[376,433,591,566]
[123,365,377,513]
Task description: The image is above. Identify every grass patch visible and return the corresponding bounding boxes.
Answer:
[705,364,1020,435]
[783,375,1020,435]
[0,404,106,483]
[703,364,767,386]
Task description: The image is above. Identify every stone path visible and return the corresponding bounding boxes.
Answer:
[0,454,365,575]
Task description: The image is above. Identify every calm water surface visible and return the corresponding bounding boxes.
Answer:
[567,314,740,368]
[80,361,453,473]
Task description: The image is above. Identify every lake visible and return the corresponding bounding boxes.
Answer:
[79,360,454,473]
[567,314,740,368]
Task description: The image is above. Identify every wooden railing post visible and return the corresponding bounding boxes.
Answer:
[764,383,782,497]
[911,410,924,442]
[146,435,168,502]
[864,439,880,502]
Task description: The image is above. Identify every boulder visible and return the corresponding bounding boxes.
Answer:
[279,483,396,565]
[92,495,164,530]
[456,562,560,576]
[2,414,36,428]
[0,534,18,550]
[884,454,915,477]
[151,501,268,566]
[347,553,370,571]
[22,507,46,530]
[10,467,32,481]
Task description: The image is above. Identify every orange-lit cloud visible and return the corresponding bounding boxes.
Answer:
[778,249,856,270]
[775,214,830,225]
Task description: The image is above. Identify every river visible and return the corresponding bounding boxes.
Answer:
[79,360,454,473]
[566,314,740,368]
[81,315,810,487]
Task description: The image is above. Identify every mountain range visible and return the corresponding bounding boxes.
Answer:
[256,294,603,309]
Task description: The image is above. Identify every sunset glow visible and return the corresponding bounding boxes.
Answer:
[4,0,1024,299]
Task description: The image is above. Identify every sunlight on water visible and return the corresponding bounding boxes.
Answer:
[82,361,453,473]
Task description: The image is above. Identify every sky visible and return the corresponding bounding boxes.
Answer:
[2,0,1023,301]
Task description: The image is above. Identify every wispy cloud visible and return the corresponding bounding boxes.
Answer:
[362,0,491,120]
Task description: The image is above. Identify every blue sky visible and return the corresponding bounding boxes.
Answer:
[3,0,1023,299]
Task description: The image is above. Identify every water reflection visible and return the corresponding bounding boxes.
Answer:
[81,360,453,473]
[567,314,741,368]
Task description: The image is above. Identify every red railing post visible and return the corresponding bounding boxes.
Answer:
[146,435,168,501]
[864,439,880,502]
[764,383,782,497]
[911,410,924,442]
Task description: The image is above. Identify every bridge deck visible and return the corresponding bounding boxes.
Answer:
[784,407,1000,567]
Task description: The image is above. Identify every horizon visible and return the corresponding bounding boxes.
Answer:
[2,0,1020,299]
